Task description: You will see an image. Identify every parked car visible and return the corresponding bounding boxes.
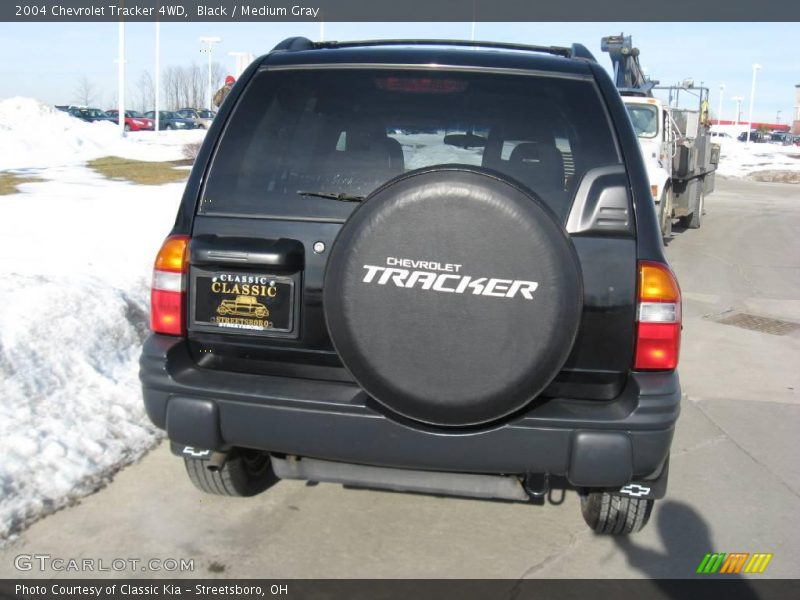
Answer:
[737,130,766,143]
[143,111,196,130]
[105,109,155,132]
[766,131,792,145]
[68,107,116,124]
[141,37,683,535]
[710,130,731,139]
[175,108,216,129]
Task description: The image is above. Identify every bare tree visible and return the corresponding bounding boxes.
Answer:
[74,76,97,106]
[135,70,155,113]
[160,61,225,110]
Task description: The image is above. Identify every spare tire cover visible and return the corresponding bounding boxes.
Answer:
[324,167,582,427]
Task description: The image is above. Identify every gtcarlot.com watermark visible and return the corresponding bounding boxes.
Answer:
[15,553,195,573]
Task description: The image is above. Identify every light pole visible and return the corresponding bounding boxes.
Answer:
[776,110,782,125]
[155,22,160,132]
[199,36,222,110]
[717,84,725,127]
[117,21,125,136]
[732,96,744,127]
[746,63,761,147]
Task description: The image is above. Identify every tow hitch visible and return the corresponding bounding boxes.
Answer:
[523,473,550,498]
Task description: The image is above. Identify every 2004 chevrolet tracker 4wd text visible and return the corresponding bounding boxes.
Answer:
[140,38,682,534]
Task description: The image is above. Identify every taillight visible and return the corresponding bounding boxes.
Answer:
[634,261,681,370]
[150,235,189,336]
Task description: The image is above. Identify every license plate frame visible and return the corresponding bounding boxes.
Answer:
[189,268,298,337]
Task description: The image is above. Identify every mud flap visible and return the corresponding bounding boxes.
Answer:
[613,457,669,500]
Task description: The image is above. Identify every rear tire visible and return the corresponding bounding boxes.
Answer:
[184,449,276,497]
[580,491,654,534]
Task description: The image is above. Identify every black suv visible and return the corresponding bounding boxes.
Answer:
[140,38,681,535]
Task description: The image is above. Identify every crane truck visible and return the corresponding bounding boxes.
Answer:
[601,34,720,238]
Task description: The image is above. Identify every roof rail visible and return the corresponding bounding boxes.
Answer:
[271,37,315,52]
[271,38,597,61]
[570,43,596,61]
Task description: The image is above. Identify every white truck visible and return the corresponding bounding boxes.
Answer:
[602,35,720,238]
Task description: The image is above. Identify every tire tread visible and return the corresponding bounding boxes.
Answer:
[580,491,653,535]
[183,450,276,497]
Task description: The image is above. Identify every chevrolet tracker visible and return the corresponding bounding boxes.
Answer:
[361,264,540,298]
[140,38,682,534]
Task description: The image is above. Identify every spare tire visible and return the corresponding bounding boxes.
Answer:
[324,166,582,427]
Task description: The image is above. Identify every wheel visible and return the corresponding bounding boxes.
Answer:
[124,123,131,132]
[580,491,654,534]
[680,184,704,229]
[658,188,673,240]
[184,448,276,497]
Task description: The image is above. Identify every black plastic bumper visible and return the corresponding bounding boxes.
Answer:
[140,334,680,487]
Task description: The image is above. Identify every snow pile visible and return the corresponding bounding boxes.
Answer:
[0,165,184,539]
[716,138,800,179]
[0,97,204,171]
[0,273,154,539]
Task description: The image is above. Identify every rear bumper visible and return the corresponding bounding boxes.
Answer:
[140,335,681,487]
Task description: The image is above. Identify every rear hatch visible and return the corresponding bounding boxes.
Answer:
[186,64,637,400]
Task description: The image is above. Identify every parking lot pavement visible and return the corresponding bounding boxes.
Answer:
[1,177,798,579]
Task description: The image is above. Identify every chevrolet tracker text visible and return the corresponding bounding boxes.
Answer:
[362,259,539,299]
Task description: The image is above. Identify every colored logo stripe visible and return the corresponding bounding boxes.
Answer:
[720,553,749,574]
[744,553,773,574]
[697,552,773,574]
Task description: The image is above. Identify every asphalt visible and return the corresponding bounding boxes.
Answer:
[1,177,798,580]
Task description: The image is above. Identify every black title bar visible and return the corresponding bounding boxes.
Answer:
[4,0,800,22]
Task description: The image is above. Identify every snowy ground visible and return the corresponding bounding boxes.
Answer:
[0,99,199,542]
[711,124,800,179]
[0,97,797,543]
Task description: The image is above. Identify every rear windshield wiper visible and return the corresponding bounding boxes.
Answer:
[297,190,366,203]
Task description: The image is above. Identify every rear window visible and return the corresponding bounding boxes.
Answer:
[200,68,620,222]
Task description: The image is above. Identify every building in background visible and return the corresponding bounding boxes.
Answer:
[229,52,256,79]
[793,84,800,134]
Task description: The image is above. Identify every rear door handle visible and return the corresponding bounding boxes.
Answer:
[190,235,304,270]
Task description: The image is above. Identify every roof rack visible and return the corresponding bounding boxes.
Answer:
[270,37,596,61]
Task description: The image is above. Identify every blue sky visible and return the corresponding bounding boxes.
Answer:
[1,21,798,123]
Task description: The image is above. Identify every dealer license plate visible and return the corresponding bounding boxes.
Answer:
[192,271,294,334]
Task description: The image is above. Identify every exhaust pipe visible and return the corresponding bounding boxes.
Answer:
[206,451,228,472]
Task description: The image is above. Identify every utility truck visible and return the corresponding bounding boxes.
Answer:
[602,34,720,237]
